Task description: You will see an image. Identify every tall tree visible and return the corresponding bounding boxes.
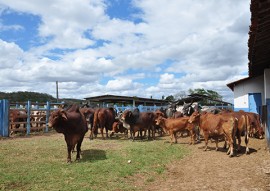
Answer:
[165,95,174,102]
[188,88,223,105]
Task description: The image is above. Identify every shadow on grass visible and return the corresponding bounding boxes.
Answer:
[196,143,257,157]
[81,149,107,162]
[86,133,166,142]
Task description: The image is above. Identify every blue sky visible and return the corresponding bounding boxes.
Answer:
[0,0,250,103]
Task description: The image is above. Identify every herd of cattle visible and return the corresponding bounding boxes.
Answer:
[45,103,265,162]
[9,109,47,133]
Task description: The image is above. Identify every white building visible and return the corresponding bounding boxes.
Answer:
[227,0,270,148]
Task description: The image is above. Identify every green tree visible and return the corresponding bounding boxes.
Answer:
[165,95,174,102]
[188,88,223,105]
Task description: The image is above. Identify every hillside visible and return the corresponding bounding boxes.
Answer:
[0,91,83,103]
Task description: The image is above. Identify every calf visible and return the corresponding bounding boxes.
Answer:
[48,104,88,163]
[155,116,196,144]
[110,121,128,137]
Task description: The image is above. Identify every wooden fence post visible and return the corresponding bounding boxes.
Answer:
[0,99,9,137]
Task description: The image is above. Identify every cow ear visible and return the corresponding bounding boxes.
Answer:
[60,110,68,120]
[128,111,132,117]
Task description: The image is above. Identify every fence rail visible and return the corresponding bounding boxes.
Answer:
[0,100,62,137]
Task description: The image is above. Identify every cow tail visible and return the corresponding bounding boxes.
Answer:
[232,117,238,148]
[243,114,250,154]
[245,115,250,143]
[91,110,99,139]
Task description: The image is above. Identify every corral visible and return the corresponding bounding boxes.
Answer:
[0,131,269,191]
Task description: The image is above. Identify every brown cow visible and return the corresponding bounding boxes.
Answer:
[90,107,116,139]
[188,111,237,157]
[121,109,155,141]
[48,104,88,163]
[239,111,264,139]
[79,107,95,130]
[110,121,128,137]
[155,116,196,144]
[220,110,256,154]
[9,109,27,133]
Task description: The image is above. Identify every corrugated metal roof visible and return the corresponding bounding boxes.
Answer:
[248,0,270,77]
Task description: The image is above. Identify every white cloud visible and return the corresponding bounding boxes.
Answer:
[105,79,133,91]
[0,0,251,103]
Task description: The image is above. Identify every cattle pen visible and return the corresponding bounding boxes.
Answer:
[0,99,166,137]
[0,100,59,137]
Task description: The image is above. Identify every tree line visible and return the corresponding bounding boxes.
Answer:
[0,91,57,102]
[164,88,224,105]
[0,91,83,103]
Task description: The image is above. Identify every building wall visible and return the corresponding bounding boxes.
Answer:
[265,69,270,100]
[234,75,264,111]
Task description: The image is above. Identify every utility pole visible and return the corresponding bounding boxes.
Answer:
[56,81,59,103]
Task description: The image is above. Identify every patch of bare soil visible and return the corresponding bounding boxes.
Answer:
[141,136,270,191]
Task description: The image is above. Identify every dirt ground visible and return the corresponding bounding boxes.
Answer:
[140,136,270,191]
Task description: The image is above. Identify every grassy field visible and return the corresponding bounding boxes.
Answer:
[0,132,189,191]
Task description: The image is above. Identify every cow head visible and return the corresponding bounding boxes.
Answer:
[48,109,68,130]
[188,111,200,124]
[121,110,132,121]
[155,116,165,126]
[254,126,265,139]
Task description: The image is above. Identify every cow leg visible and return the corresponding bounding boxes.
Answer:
[236,134,241,152]
[100,127,105,139]
[227,140,234,157]
[140,129,143,140]
[89,126,96,140]
[75,138,83,161]
[174,132,178,144]
[245,132,250,154]
[132,131,135,141]
[223,140,227,149]
[105,128,109,138]
[215,139,219,151]
[188,129,194,145]
[170,131,174,145]
[66,144,73,163]
[204,134,209,151]
[148,127,153,140]
[196,126,201,143]
[151,126,156,140]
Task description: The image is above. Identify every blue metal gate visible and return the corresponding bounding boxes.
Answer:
[248,93,262,115]
[0,100,9,137]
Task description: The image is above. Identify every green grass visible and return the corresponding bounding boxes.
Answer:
[0,133,189,191]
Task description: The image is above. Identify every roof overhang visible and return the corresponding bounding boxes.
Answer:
[84,94,169,106]
[226,76,251,91]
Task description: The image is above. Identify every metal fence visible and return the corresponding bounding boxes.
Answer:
[0,100,60,137]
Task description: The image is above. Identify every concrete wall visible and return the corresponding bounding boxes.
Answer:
[234,75,264,111]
